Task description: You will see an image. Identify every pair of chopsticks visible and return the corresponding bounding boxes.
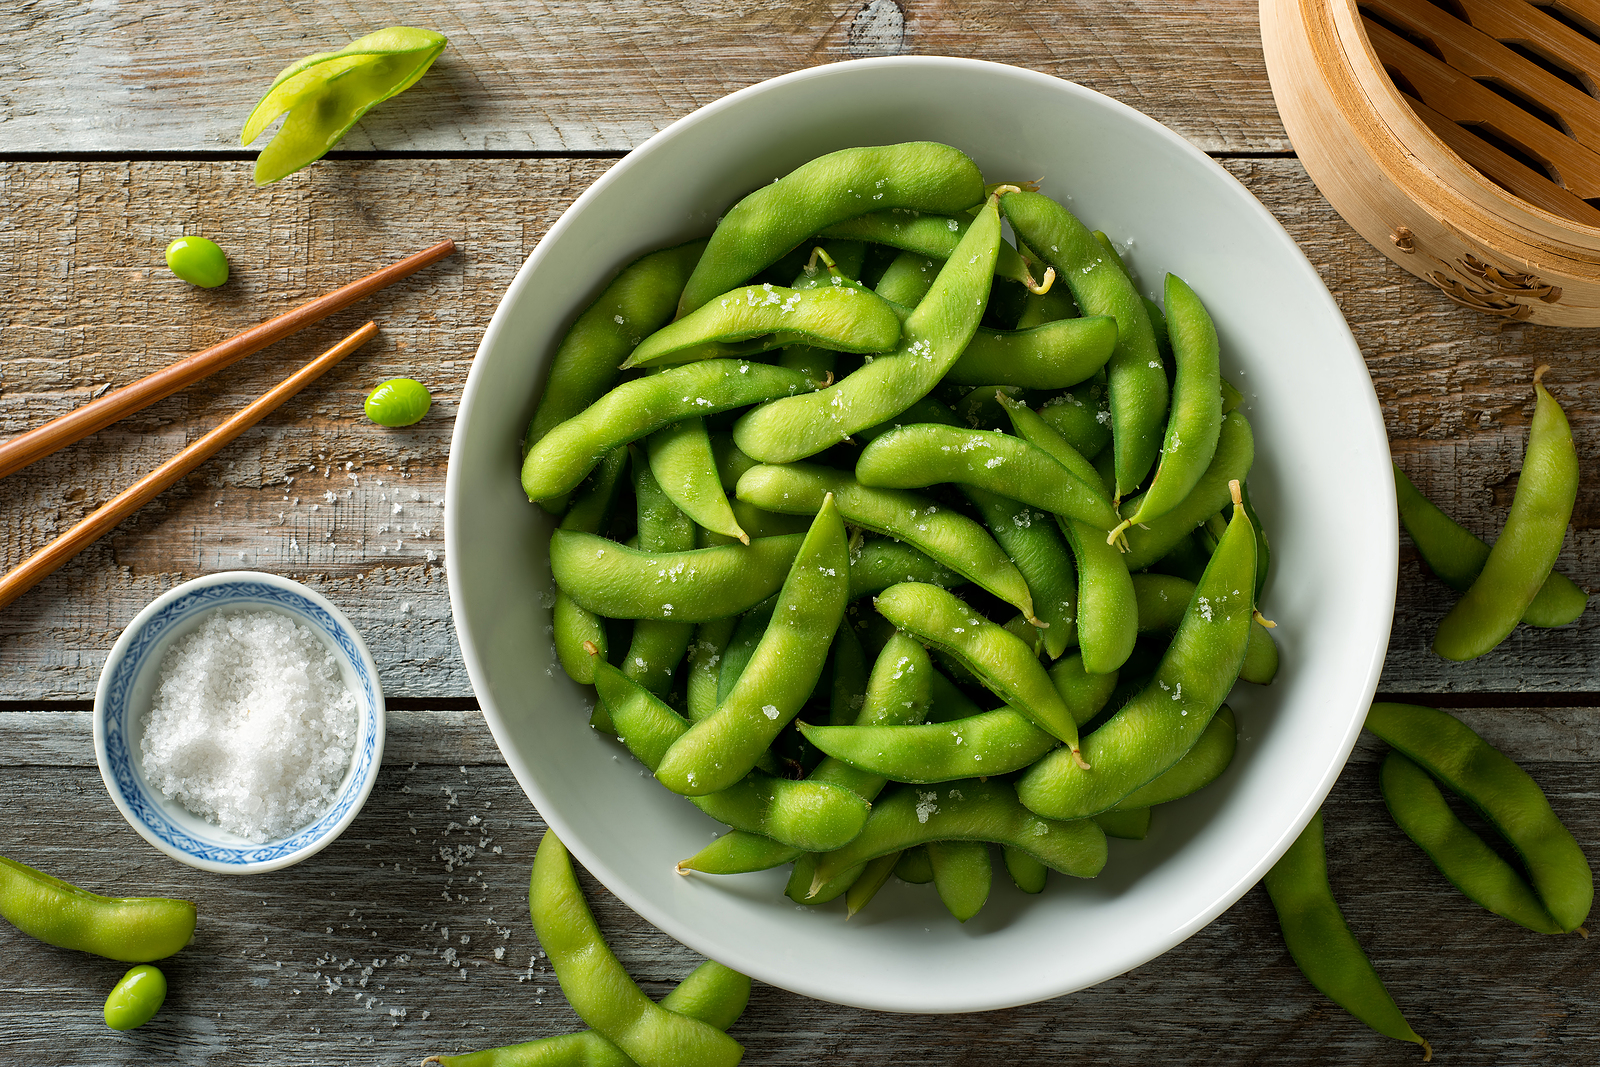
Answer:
[0,239,457,612]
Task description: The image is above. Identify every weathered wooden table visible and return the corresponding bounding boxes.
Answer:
[3,2,1596,1063]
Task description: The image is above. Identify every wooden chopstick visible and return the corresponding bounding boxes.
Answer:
[0,321,378,613]
[0,238,455,482]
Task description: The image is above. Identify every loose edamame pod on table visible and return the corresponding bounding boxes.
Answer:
[1365,702,1592,932]
[0,856,196,962]
[240,27,448,185]
[1393,461,1587,630]
[1018,482,1255,820]
[731,193,1003,462]
[1264,811,1432,1061]
[1379,751,1564,936]
[678,142,985,316]
[528,832,745,1067]
[424,958,749,1067]
[1001,190,1167,501]
[103,964,167,1031]
[656,496,849,796]
[1434,368,1580,660]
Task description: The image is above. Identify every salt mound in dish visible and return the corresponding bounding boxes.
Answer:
[139,607,358,842]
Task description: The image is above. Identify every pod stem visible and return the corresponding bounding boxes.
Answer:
[1023,265,1057,296]
[1252,609,1277,629]
[1070,744,1089,770]
[1534,364,1549,385]
[1107,517,1133,547]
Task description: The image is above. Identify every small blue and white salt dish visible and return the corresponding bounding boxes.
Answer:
[93,571,385,874]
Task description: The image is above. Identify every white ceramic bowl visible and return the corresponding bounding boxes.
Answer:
[447,57,1395,1012]
[94,571,386,874]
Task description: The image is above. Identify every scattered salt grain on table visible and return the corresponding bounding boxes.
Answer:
[140,608,357,842]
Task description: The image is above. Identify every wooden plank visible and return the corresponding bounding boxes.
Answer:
[1,158,1596,703]
[1,1,1285,156]
[0,707,1595,1064]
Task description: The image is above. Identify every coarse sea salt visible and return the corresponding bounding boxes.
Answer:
[139,608,357,842]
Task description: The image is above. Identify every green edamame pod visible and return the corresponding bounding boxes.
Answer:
[1263,811,1431,1059]
[732,194,1002,462]
[1435,370,1580,659]
[656,496,849,796]
[1379,751,1563,935]
[1003,846,1049,894]
[1365,702,1592,932]
[1038,379,1112,459]
[1113,705,1236,809]
[529,832,745,1067]
[1092,807,1150,840]
[625,457,697,696]
[241,28,448,185]
[1001,190,1167,501]
[677,830,801,877]
[806,780,1107,901]
[1120,411,1255,571]
[829,621,870,725]
[1132,573,1277,684]
[710,432,759,492]
[1061,517,1138,676]
[686,618,738,722]
[927,667,986,724]
[1019,483,1255,819]
[649,418,748,543]
[846,537,962,602]
[1220,377,1245,414]
[894,846,935,884]
[944,317,1117,389]
[717,596,777,703]
[999,392,1112,498]
[1111,274,1223,542]
[855,424,1120,533]
[0,857,195,963]
[874,583,1085,762]
[1239,481,1271,602]
[523,241,707,464]
[523,360,817,502]
[818,209,1034,287]
[954,383,1026,432]
[736,462,1035,619]
[679,142,985,315]
[551,448,631,685]
[854,395,965,444]
[1393,462,1585,628]
[593,659,869,852]
[800,707,1056,783]
[625,284,901,369]
[962,488,1079,658]
[929,840,991,922]
[874,250,941,307]
[845,851,903,918]
[550,531,803,622]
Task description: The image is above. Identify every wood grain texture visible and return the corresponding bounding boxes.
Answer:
[1,1,1284,156]
[2,157,1595,699]
[0,707,1594,1065]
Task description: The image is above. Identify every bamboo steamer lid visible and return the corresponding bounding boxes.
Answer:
[1260,0,1600,325]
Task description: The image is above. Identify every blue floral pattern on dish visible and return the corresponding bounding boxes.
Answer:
[101,579,379,866]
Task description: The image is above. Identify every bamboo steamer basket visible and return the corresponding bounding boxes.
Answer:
[1260,0,1600,325]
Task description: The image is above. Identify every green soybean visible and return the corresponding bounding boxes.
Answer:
[523,360,816,503]
[549,530,804,622]
[1018,484,1255,819]
[655,496,849,796]
[1435,370,1580,660]
[364,377,431,427]
[0,856,196,963]
[529,832,744,1067]
[1002,190,1167,500]
[523,241,707,467]
[736,461,1034,619]
[874,583,1084,760]
[103,964,167,1031]
[679,142,985,315]
[625,283,901,369]
[164,235,229,288]
[1366,702,1592,932]
[854,424,1119,532]
[1393,462,1586,630]
[1263,811,1431,1059]
[732,194,1002,462]
[1379,750,1563,935]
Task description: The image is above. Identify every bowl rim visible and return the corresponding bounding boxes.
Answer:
[92,570,387,875]
[447,54,1394,1010]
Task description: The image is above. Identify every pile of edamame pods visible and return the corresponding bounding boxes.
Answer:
[519,142,1278,924]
